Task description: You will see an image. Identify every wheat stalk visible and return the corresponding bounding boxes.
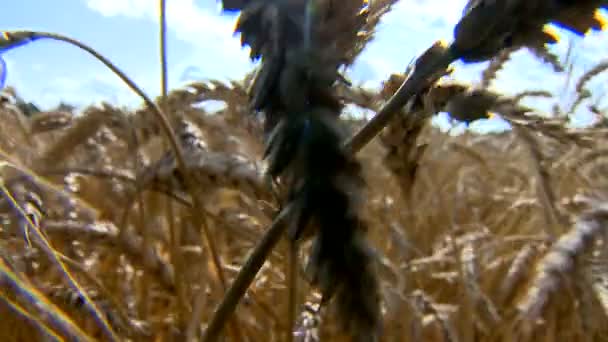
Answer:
[517,201,608,331]
[0,296,64,341]
[498,244,539,305]
[0,258,95,341]
[0,162,119,340]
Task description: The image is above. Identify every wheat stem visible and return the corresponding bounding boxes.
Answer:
[345,43,454,153]
[156,12,241,335]
[201,205,291,341]
[160,0,168,100]
[56,252,134,333]
[157,0,187,328]
[287,240,298,342]
[0,180,118,341]
[0,296,63,341]
[0,259,94,341]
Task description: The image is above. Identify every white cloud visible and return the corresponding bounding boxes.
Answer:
[82,0,257,103]
[85,0,252,71]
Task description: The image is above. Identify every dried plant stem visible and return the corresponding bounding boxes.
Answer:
[122,104,152,321]
[158,0,186,329]
[287,240,298,342]
[0,180,118,341]
[156,8,241,334]
[168,200,187,324]
[202,212,246,342]
[498,244,537,305]
[186,276,209,342]
[345,46,454,153]
[201,205,291,341]
[0,296,63,341]
[0,258,94,341]
[513,124,561,236]
[55,252,132,329]
[160,0,168,100]
[137,191,151,319]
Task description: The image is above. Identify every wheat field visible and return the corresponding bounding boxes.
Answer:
[1,1,608,341]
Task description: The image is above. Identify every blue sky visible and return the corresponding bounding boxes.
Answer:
[1,0,607,133]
